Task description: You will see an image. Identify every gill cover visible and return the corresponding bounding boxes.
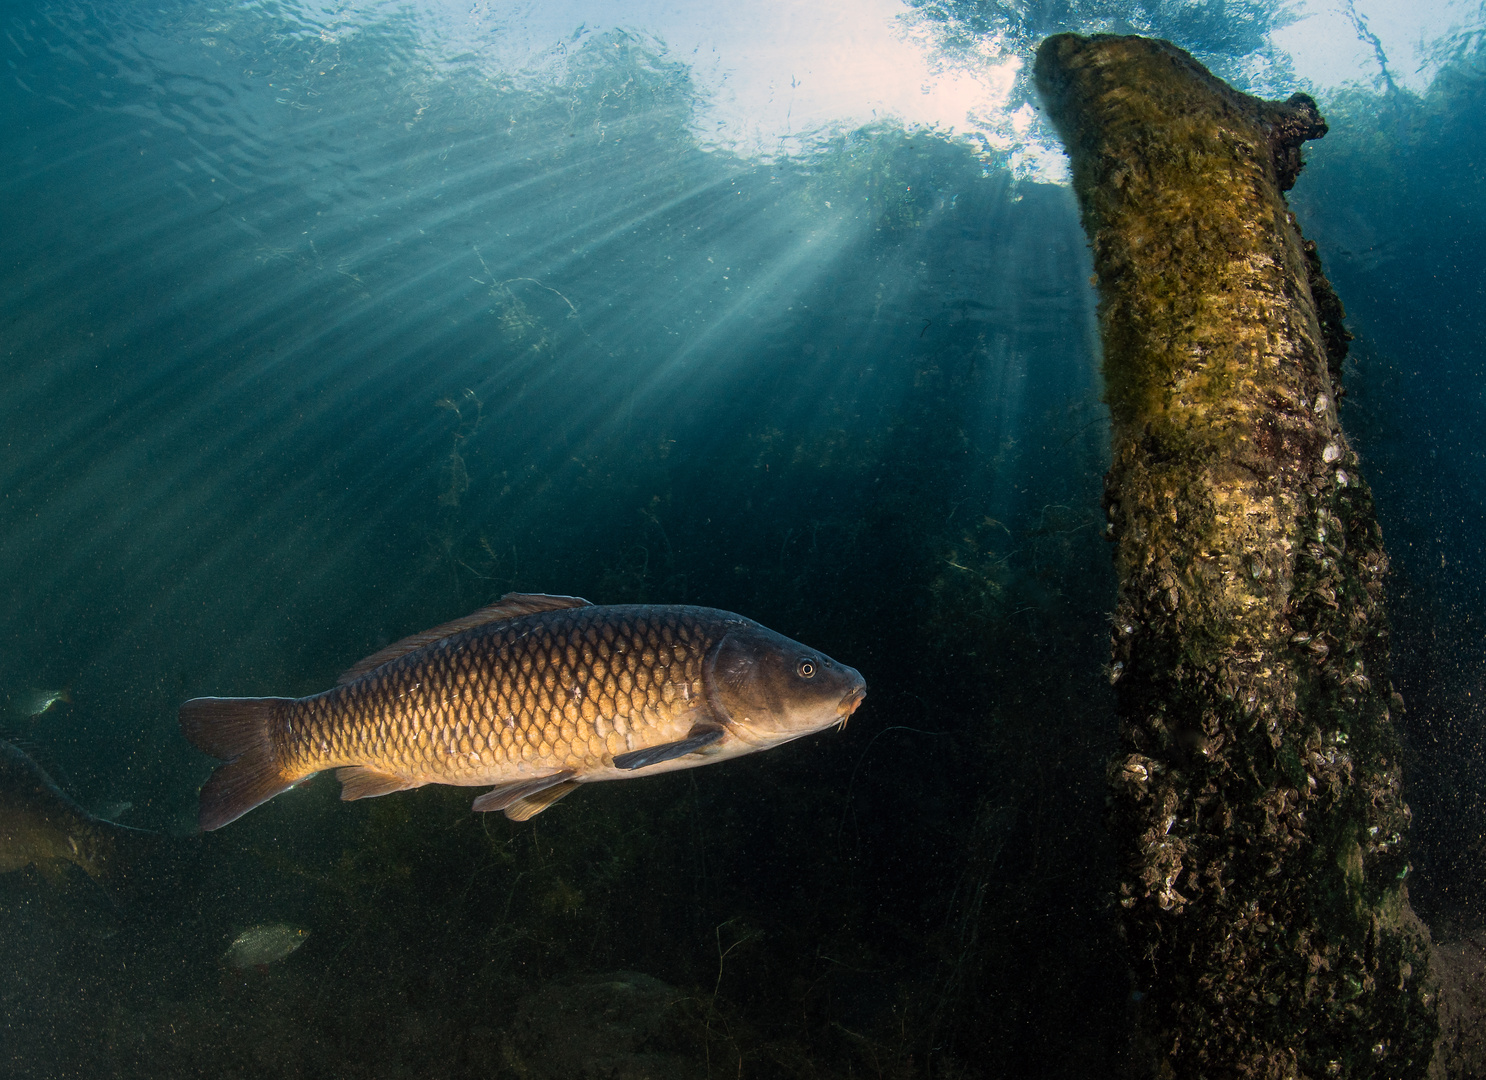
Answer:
[702,621,857,738]
[705,625,779,726]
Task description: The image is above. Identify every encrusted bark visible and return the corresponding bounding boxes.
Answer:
[1033,34,1437,1078]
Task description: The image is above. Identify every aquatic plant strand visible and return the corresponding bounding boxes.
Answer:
[1034,34,1437,1078]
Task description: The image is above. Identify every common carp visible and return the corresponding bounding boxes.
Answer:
[180,593,865,830]
[0,740,138,886]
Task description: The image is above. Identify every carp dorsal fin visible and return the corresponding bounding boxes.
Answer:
[612,723,726,771]
[336,593,593,686]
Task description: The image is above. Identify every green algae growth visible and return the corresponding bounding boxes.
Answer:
[1035,33,1438,1079]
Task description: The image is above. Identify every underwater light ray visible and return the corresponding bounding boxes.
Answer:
[0,251,499,652]
[264,175,808,450]
[443,199,788,388]
[602,224,863,418]
[427,152,754,289]
[0,244,287,514]
[496,170,758,283]
[171,130,722,343]
[2,206,790,653]
[15,361,478,691]
[954,240,1066,458]
[1,1,1074,716]
[341,146,589,236]
[307,226,882,585]
[21,302,502,637]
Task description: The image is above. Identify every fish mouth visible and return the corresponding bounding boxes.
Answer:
[836,683,867,726]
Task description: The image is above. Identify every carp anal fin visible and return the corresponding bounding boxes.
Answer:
[612,724,726,770]
[337,593,594,686]
[471,770,577,815]
[179,697,302,831]
[336,766,419,801]
[503,780,579,821]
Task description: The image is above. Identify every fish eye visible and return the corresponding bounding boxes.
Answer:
[796,658,816,678]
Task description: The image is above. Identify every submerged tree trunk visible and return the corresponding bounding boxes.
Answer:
[1033,34,1438,1078]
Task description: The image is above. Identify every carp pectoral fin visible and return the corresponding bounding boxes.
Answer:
[336,593,594,686]
[612,724,726,770]
[336,767,419,801]
[503,781,579,821]
[471,770,577,814]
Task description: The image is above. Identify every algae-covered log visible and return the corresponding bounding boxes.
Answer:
[1032,34,1437,1078]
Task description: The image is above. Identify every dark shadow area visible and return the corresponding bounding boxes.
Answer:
[1291,45,1486,941]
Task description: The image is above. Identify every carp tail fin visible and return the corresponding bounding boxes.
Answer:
[179,697,302,831]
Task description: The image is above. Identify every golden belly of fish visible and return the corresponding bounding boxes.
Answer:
[181,594,866,830]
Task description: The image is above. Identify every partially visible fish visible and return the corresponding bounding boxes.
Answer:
[11,688,71,719]
[225,923,309,968]
[180,593,866,830]
[0,740,139,886]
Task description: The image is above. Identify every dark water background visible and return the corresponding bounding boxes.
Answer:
[1,1,1481,1076]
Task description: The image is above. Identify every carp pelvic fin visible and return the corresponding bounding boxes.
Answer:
[179,697,301,831]
[612,723,726,770]
[471,770,577,815]
[503,780,579,821]
[336,592,594,686]
[336,766,419,801]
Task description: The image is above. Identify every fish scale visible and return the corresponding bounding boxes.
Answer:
[278,608,717,782]
[253,606,720,786]
[180,593,866,829]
